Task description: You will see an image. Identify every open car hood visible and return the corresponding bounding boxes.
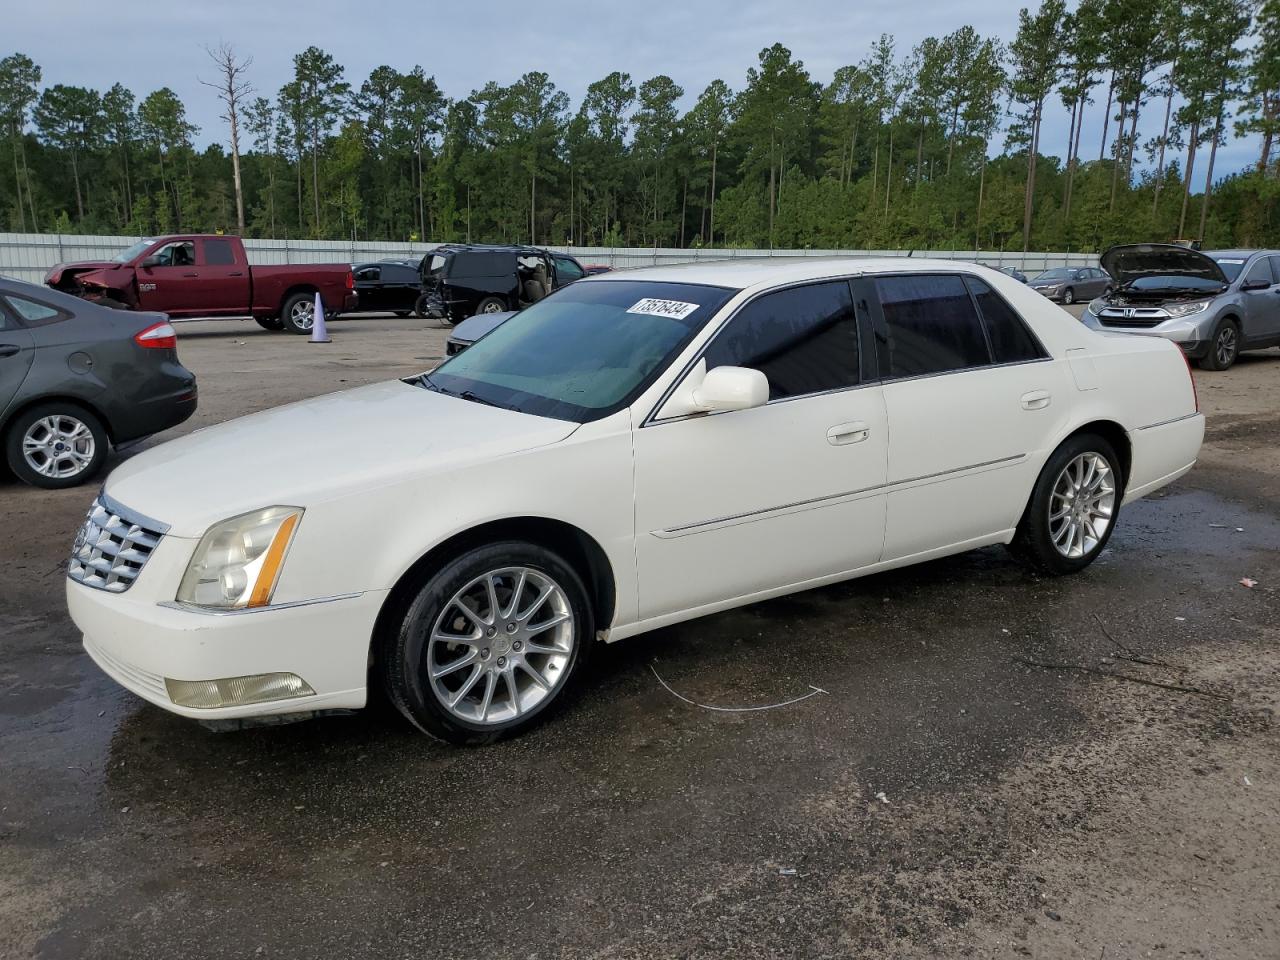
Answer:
[1100,244,1228,287]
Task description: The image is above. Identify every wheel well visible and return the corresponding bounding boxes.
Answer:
[0,395,114,445]
[368,517,618,678]
[1066,420,1131,488]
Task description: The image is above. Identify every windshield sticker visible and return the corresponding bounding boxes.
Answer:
[1216,259,1245,264]
[627,298,701,320]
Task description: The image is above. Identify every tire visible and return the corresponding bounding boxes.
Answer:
[4,402,109,489]
[255,315,285,331]
[280,292,318,335]
[381,540,594,745]
[1009,433,1123,576]
[1200,317,1240,371]
[1061,287,1075,305]
[475,296,507,316]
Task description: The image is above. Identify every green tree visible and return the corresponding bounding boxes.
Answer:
[137,87,197,229]
[290,46,349,233]
[1236,0,1280,172]
[633,75,684,244]
[0,53,40,231]
[33,84,101,223]
[1008,0,1066,249]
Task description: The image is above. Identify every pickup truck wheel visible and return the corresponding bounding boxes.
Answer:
[5,403,108,489]
[255,316,285,331]
[1200,318,1240,371]
[1009,433,1122,576]
[381,540,594,745]
[281,293,317,334]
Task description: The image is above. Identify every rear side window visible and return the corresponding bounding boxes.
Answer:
[967,277,1046,365]
[703,280,859,400]
[875,274,991,378]
[4,294,63,326]
[451,252,515,278]
[204,238,237,266]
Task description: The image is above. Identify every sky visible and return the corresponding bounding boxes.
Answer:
[8,0,1264,183]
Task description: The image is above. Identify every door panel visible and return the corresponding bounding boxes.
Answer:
[1239,257,1279,341]
[633,389,888,619]
[191,238,251,314]
[0,315,36,416]
[134,240,201,316]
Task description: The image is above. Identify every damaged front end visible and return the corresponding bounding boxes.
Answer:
[45,262,136,309]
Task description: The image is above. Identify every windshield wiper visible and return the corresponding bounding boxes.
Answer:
[460,390,506,409]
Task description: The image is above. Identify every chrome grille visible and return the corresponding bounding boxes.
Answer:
[1098,306,1169,329]
[68,496,168,593]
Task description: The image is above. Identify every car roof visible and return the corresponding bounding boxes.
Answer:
[1206,249,1264,258]
[578,256,1005,292]
[432,243,542,255]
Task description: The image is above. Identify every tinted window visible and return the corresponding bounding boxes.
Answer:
[204,238,236,266]
[875,274,991,378]
[4,295,61,325]
[967,278,1045,365]
[703,281,859,400]
[555,257,585,282]
[451,252,515,278]
[1269,257,1280,284]
[355,266,381,282]
[1243,258,1272,286]
[385,265,417,284]
[427,280,734,422]
[152,241,195,267]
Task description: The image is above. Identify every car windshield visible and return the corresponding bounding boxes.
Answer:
[1127,275,1224,292]
[113,239,154,263]
[421,280,735,423]
[1033,268,1070,280]
[1210,256,1247,281]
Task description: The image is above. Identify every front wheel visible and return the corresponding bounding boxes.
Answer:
[381,541,594,745]
[5,403,109,488]
[280,292,317,334]
[1010,433,1123,575]
[1200,318,1240,371]
[1061,287,1075,305]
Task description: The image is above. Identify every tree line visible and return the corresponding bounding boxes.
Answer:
[2,0,1278,253]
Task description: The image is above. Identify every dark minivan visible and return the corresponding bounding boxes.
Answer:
[416,245,586,324]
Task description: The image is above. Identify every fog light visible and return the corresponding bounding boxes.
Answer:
[165,672,315,709]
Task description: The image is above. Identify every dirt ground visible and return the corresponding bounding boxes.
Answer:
[1,308,1277,959]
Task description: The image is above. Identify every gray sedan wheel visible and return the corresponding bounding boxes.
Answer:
[5,403,108,489]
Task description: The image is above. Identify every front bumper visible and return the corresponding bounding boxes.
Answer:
[70,578,387,720]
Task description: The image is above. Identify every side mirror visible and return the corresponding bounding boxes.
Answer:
[1242,278,1270,291]
[140,255,160,268]
[691,366,769,413]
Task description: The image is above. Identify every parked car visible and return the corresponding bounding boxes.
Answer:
[45,235,358,335]
[1,278,196,488]
[985,265,1028,283]
[353,258,425,317]
[68,259,1202,744]
[1027,266,1111,304]
[416,245,588,323]
[445,310,515,355]
[1084,244,1280,370]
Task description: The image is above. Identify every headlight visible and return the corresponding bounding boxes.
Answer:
[1086,298,1106,315]
[176,506,303,609]
[1163,299,1212,319]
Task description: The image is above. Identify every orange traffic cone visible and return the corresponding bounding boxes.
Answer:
[309,292,331,343]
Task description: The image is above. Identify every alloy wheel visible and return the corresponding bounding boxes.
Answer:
[481,301,503,313]
[426,566,575,725]
[291,299,315,331]
[21,414,96,480]
[1048,452,1115,559]
[1215,325,1237,367]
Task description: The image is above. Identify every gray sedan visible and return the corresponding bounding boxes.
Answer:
[445,309,517,356]
[1027,267,1112,305]
[0,278,196,487]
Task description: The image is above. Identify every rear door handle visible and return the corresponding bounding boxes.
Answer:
[229,271,244,277]
[182,272,199,278]
[827,421,870,445]
[1021,390,1052,410]
[0,343,21,358]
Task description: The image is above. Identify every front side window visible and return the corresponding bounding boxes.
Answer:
[1243,258,1272,287]
[424,280,735,422]
[703,280,859,401]
[356,266,381,282]
[875,274,991,378]
[555,257,584,282]
[967,277,1046,365]
[150,241,195,268]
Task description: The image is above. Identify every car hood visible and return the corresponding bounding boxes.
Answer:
[104,379,579,536]
[45,260,120,284]
[1028,278,1064,287]
[1100,244,1228,287]
[451,310,516,344]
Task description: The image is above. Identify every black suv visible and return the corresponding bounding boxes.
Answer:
[416,245,587,324]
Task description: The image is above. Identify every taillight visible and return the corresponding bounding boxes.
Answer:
[345,270,354,290]
[135,321,177,349]
[1180,348,1199,412]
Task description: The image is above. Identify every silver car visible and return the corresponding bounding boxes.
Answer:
[1084,244,1280,371]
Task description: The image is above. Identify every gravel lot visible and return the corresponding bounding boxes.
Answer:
[2,308,1278,959]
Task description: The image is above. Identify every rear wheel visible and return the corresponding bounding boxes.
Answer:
[1010,433,1122,575]
[1200,318,1240,371]
[1061,287,1075,305]
[5,403,108,489]
[475,296,507,316]
[255,316,285,331]
[281,292,317,334]
[381,540,593,745]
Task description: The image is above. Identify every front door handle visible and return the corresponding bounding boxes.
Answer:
[827,421,870,445]
[1021,390,1052,410]
[182,272,199,278]
[0,343,21,358]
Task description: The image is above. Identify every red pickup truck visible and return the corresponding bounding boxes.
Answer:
[45,234,358,334]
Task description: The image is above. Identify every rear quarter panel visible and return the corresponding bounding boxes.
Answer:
[249,265,352,316]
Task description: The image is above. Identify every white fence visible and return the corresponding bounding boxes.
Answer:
[0,232,1099,286]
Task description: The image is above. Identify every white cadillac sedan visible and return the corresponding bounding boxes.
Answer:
[67,259,1204,744]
